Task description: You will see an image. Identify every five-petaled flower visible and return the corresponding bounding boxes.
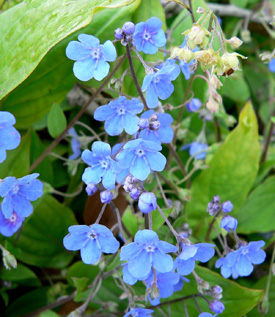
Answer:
[66,34,117,81]
[0,173,44,219]
[94,97,143,136]
[120,229,177,279]
[133,17,166,54]
[0,111,21,163]
[63,224,119,265]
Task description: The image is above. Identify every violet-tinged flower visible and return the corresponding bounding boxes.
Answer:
[146,270,185,305]
[181,142,208,159]
[82,141,118,190]
[222,200,233,213]
[0,173,44,219]
[138,118,150,130]
[209,301,225,314]
[220,215,238,232]
[175,243,215,276]
[141,64,180,108]
[0,209,24,237]
[138,110,174,144]
[85,183,98,196]
[138,192,157,213]
[130,187,143,200]
[215,241,266,279]
[120,229,177,279]
[100,190,113,203]
[66,34,117,81]
[133,17,166,54]
[94,97,143,136]
[186,98,202,112]
[63,224,119,265]
[268,58,275,72]
[0,111,21,163]
[116,139,166,181]
[68,127,81,160]
[199,313,217,317]
[122,22,135,35]
[124,308,154,317]
[114,28,123,40]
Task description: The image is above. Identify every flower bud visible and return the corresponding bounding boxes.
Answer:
[183,25,210,49]
[240,29,252,43]
[197,7,207,14]
[138,192,157,213]
[210,74,223,90]
[209,300,225,314]
[138,118,149,130]
[149,121,160,131]
[100,190,113,203]
[222,200,233,213]
[130,187,142,200]
[3,251,17,270]
[195,49,219,70]
[211,285,223,295]
[149,113,158,122]
[226,36,243,48]
[122,22,135,35]
[186,98,201,112]
[221,52,247,75]
[220,215,238,232]
[85,183,98,196]
[171,47,195,63]
[114,28,123,40]
[213,196,220,203]
[206,97,219,113]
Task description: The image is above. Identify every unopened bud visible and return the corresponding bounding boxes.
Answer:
[149,113,158,122]
[195,49,219,70]
[149,121,160,131]
[226,36,243,48]
[3,252,17,270]
[240,29,252,43]
[183,25,210,49]
[114,28,123,40]
[210,75,223,90]
[206,97,219,113]
[138,118,149,130]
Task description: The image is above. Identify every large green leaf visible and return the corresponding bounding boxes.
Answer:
[0,0,140,129]
[7,194,77,268]
[237,176,275,233]
[185,102,260,239]
[0,0,136,100]
[150,266,263,317]
[0,132,30,178]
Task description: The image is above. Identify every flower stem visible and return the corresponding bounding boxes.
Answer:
[156,204,179,240]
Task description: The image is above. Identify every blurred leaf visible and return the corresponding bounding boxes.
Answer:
[237,176,275,233]
[122,207,139,236]
[0,1,141,129]
[150,266,263,317]
[0,0,137,100]
[222,72,250,103]
[7,194,77,268]
[0,263,40,287]
[0,132,30,178]
[72,277,89,302]
[67,261,100,286]
[152,208,172,231]
[47,103,67,138]
[185,101,260,239]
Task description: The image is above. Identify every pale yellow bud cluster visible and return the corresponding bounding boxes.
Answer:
[218,52,247,76]
[182,24,210,49]
[194,49,220,71]
[170,47,194,63]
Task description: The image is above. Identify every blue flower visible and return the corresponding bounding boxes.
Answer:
[141,64,180,108]
[179,60,196,80]
[209,301,225,314]
[181,142,208,159]
[268,58,275,72]
[215,241,266,279]
[138,192,157,213]
[63,224,119,265]
[138,110,174,144]
[122,263,150,285]
[116,139,166,181]
[220,215,238,232]
[120,229,177,279]
[112,143,130,184]
[186,98,202,112]
[0,173,44,219]
[133,17,166,54]
[0,208,24,237]
[124,308,154,317]
[0,111,21,163]
[66,34,117,81]
[145,270,185,305]
[175,243,215,276]
[68,127,81,160]
[82,141,118,190]
[199,313,217,317]
[94,97,143,136]
[222,200,233,213]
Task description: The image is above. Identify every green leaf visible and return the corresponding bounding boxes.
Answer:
[72,277,90,302]
[122,207,139,236]
[47,103,67,138]
[0,0,137,100]
[67,261,100,286]
[185,101,260,239]
[7,194,77,268]
[0,1,141,129]
[152,208,172,231]
[0,132,30,178]
[0,263,40,287]
[237,176,275,233]
[150,266,263,317]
